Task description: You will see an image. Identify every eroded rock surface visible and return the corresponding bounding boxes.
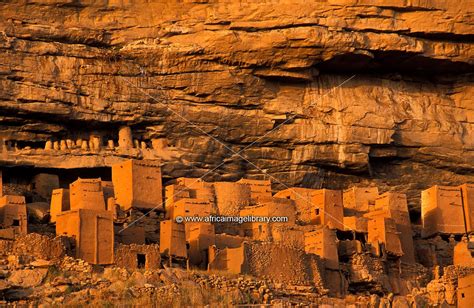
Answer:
[0,0,473,213]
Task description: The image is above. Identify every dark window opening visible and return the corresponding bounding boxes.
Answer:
[12,219,20,227]
[315,208,320,215]
[355,232,367,244]
[461,293,464,298]
[137,253,146,268]
[336,230,355,241]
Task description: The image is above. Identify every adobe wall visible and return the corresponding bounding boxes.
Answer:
[236,178,272,202]
[164,184,191,218]
[271,226,305,249]
[0,195,27,235]
[343,187,379,216]
[304,226,339,270]
[368,192,416,263]
[343,216,368,233]
[176,178,215,204]
[240,197,296,226]
[112,160,163,211]
[187,223,215,266]
[118,126,133,149]
[126,208,162,243]
[159,219,187,258]
[56,209,114,265]
[50,188,70,223]
[101,181,115,204]
[172,198,213,220]
[453,240,474,267]
[367,215,403,257]
[311,189,344,230]
[269,197,296,225]
[244,242,324,286]
[241,222,272,241]
[274,188,316,225]
[69,179,106,211]
[338,240,363,259]
[421,185,465,237]
[373,192,409,214]
[458,272,474,308]
[114,243,161,270]
[213,182,251,216]
[130,160,163,210]
[115,225,145,245]
[460,184,474,233]
[208,244,246,274]
[215,233,246,249]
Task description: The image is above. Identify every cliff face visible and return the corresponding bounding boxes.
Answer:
[0,0,473,210]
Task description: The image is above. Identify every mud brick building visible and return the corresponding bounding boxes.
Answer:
[240,197,296,225]
[421,185,471,237]
[159,220,187,258]
[115,225,146,245]
[271,226,305,249]
[236,178,272,203]
[367,215,403,258]
[56,209,114,265]
[366,192,416,263]
[343,216,368,233]
[70,178,106,211]
[304,226,339,270]
[114,243,161,270]
[0,195,27,237]
[164,183,191,218]
[310,189,344,230]
[214,233,246,249]
[208,243,247,274]
[165,178,215,218]
[343,187,379,216]
[453,237,474,267]
[458,273,474,308]
[186,222,215,266]
[101,181,115,204]
[213,181,251,216]
[50,188,70,223]
[460,184,474,233]
[172,198,214,221]
[112,160,163,211]
[176,178,215,203]
[241,221,272,240]
[274,187,316,225]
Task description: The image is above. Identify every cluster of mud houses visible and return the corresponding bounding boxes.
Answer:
[0,160,473,301]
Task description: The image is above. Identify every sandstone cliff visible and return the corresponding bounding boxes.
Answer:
[0,0,473,212]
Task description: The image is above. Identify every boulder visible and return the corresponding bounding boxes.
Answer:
[8,269,48,288]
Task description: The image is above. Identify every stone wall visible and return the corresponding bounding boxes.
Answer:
[12,233,66,260]
[244,242,324,286]
[114,243,161,270]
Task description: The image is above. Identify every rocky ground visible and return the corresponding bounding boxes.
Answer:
[0,249,471,307]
